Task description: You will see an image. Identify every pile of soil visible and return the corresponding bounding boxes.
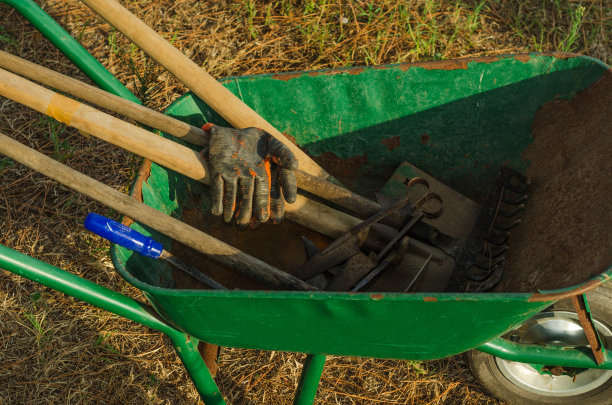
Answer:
[495,72,612,292]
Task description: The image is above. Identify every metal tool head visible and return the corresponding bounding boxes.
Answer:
[445,167,530,292]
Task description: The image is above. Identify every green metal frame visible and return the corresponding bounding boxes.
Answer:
[0,2,610,403]
[0,244,332,404]
[0,245,223,405]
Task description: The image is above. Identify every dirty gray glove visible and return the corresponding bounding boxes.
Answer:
[202,123,298,227]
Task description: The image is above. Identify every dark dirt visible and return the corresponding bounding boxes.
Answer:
[171,205,330,290]
[495,71,612,293]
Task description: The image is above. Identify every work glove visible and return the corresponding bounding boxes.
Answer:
[202,124,298,227]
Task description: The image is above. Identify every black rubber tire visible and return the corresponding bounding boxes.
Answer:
[466,284,612,405]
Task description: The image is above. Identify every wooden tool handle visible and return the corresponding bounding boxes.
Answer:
[0,132,316,291]
[0,51,387,225]
[0,50,207,146]
[80,0,332,182]
[0,67,359,239]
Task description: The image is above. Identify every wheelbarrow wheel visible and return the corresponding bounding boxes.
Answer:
[466,285,612,405]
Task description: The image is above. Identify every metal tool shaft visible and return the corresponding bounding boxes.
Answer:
[160,250,227,290]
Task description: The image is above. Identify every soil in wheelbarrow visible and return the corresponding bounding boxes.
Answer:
[170,203,331,290]
[495,72,612,293]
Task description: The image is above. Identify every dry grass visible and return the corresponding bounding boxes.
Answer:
[0,0,609,403]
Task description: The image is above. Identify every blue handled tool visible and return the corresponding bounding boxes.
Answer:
[84,213,227,290]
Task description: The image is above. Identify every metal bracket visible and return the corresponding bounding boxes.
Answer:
[571,294,607,365]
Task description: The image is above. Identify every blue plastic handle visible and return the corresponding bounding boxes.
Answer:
[84,213,163,259]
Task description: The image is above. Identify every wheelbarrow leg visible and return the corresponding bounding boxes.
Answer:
[168,333,225,405]
[293,354,326,405]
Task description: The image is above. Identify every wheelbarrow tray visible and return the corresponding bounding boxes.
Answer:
[110,54,611,360]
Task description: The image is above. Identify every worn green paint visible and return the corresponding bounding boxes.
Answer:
[210,55,606,199]
[111,54,610,360]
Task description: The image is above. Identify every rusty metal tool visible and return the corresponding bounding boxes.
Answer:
[349,179,443,292]
[445,167,530,292]
[293,196,412,283]
[297,178,443,291]
[403,254,434,292]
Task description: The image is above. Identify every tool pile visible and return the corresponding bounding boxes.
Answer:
[0,0,530,294]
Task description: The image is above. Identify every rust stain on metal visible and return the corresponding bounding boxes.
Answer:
[399,59,469,71]
[312,151,368,189]
[272,72,305,81]
[345,67,365,75]
[514,54,531,63]
[370,293,384,300]
[423,296,437,302]
[528,278,604,302]
[478,55,504,63]
[394,53,574,73]
[397,56,501,72]
[381,135,400,151]
[571,294,606,365]
[307,67,365,77]
[121,159,152,227]
[421,133,430,145]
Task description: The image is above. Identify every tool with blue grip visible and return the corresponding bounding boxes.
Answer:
[84,213,227,290]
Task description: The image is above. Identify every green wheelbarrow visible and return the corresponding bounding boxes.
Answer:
[1,1,611,404]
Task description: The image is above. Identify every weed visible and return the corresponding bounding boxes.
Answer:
[558,5,586,52]
[107,28,162,106]
[0,26,17,46]
[37,116,73,161]
[146,374,158,390]
[406,360,428,375]
[94,332,121,356]
[29,291,42,307]
[264,4,273,26]
[23,312,52,346]
[0,157,13,173]
[240,0,259,39]
[467,1,487,34]
[76,18,90,42]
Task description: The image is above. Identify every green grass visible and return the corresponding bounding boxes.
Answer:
[36,116,73,162]
[231,0,610,68]
[107,28,162,106]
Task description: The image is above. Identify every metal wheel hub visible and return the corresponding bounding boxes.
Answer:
[495,311,612,397]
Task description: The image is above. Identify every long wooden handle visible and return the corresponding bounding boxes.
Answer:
[0,50,207,147]
[0,67,360,239]
[80,0,332,182]
[0,132,316,291]
[1,51,388,224]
